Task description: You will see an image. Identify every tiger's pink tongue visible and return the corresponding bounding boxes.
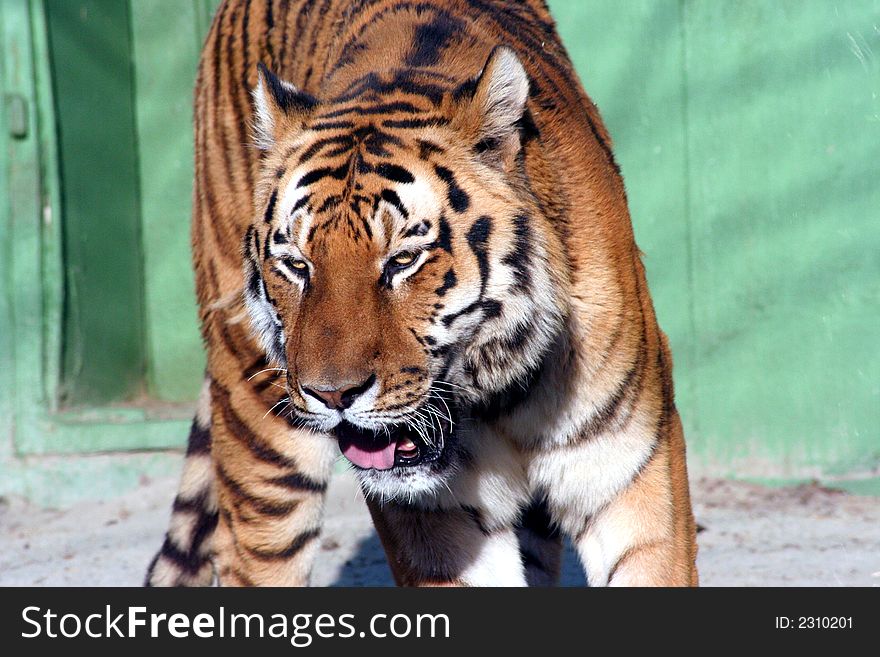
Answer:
[341,440,397,470]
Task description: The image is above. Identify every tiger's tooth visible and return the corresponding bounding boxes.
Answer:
[398,438,417,452]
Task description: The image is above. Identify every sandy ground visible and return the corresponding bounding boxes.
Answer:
[0,471,877,587]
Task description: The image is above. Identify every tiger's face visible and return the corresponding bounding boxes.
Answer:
[243,48,564,500]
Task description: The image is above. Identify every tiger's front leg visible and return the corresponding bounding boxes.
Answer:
[208,350,337,586]
[568,415,698,587]
[365,497,530,587]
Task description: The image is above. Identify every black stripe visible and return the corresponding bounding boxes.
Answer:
[382,116,449,129]
[246,529,319,561]
[517,498,559,541]
[317,195,342,213]
[282,0,313,69]
[266,471,327,494]
[303,0,333,89]
[240,0,252,146]
[265,0,274,39]
[157,502,218,574]
[188,503,218,556]
[434,268,457,296]
[363,130,404,157]
[291,193,311,213]
[245,263,263,301]
[466,215,492,287]
[210,0,233,189]
[418,139,445,159]
[185,421,211,455]
[468,346,542,420]
[607,539,665,584]
[432,215,453,253]
[332,70,447,105]
[171,493,208,515]
[228,567,256,587]
[156,537,211,576]
[501,213,533,291]
[212,381,299,469]
[434,165,470,212]
[225,1,253,192]
[263,189,278,223]
[380,189,409,218]
[360,215,374,240]
[298,135,354,164]
[216,465,301,517]
[440,298,501,328]
[403,221,430,238]
[243,354,270,379]
[481,298,502,318]
[375,163,415,184]
[310,120,356,131]
[318,101,424,119]
[297,163,348,187]
[406,14,463,67]
[580,338,648,438]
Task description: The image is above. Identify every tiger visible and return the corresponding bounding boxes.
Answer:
[145,0,698,587]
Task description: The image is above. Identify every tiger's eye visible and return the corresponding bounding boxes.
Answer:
[289,260,308,270]
[391,252,416,267]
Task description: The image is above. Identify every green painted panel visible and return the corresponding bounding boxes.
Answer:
[3,0,51,458]
[45,0,146,406]
[550,0,879,477]
[682,0,880,475]
[0,0,16,461]
[31,0,64,414]
[16,414,190,456]
[1,451,185,508]
[130,1,206,401]
[549,0,696,430]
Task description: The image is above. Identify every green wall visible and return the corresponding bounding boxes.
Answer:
[552,0,880,480]
[0,0,877,505]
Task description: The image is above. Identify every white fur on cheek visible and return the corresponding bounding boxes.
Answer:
[393,177,441,224]
[243,262,285,365]
[299,387,342,432]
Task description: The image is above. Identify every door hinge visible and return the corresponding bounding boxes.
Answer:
[5,93,29,139]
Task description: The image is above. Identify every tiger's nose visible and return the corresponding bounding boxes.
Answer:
[300,374,376,410]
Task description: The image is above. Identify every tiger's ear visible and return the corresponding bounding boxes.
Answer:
[454,46,530,168]
[252,63,317,149]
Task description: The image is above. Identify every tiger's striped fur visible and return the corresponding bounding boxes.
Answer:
[146,0,698,587]
[145,379,217,585]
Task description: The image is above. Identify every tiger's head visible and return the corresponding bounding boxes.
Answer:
[243,47,565,500]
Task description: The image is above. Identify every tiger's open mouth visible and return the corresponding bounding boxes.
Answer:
[334,415,450,471]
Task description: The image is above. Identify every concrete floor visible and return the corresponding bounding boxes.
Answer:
[1,471,877,586]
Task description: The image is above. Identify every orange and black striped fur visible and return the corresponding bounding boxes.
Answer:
[146,0,698,587]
